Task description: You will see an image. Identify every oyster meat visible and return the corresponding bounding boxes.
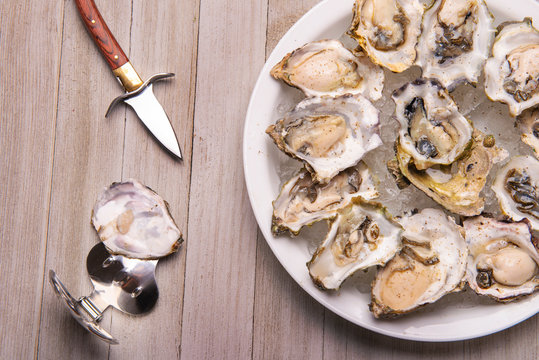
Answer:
[492,155,539,231]
[271,39,384,100]
[272,162,378,235]
[91,179,183,259]
[370,208,467,318]
[397,129,507,216]
[392,79,474,170]
[464,216,539,301]
[307,199,402,290]
[516,107,539,159]
[415,0,494,90]
[484,18,539,116]
[266,94,382,183]
[347,0,424,73]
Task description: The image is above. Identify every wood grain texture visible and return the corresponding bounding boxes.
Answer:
[74,0,129,70]
[0,0,64,358]
[108,0,199,357]
[36,0,128,358]
[178,0,266,358]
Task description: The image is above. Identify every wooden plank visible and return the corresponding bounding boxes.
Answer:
[178,0,267,358]
[107,0,200,357]
[252,1,326,359]
[36,0,130,357]
[0,1,64,358]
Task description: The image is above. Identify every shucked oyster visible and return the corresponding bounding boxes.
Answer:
[370,208,467,318]
[397,129,507,216]
[347,0,424,73]
[271,40,384,101]
[492,155,539,231]
[484,18,539,116]
[307,199,402,290]
[464,216,539,302]
[415,0,494,90]
[392,79,474,170]
[272,162,378,235]
[91,179,183,259]
[516,107,539,159]
[266,94,382,183]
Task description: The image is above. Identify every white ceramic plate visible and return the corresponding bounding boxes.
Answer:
[243,0,539,341]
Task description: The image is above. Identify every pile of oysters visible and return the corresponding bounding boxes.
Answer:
[265,0,539,318]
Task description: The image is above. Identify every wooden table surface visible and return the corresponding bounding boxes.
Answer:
[1,0,537,358]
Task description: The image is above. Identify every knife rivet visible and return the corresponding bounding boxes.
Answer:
[91,19,96,24]
[114,55,119,60]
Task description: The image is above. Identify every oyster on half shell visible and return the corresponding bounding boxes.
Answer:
[270,40,384,101]
[91,179,183,260]
[307,199,402,291]
[464,216,539,302]
[397,129,507,216]
[347,0,424,73]
[516,107,539,159]
[484,18,539,116]
[266,94,382,183]
[370,208,467,318]
[492,155,539,231]
[392,79,474,170]
[415,0,494,90]
[272,162,378,236]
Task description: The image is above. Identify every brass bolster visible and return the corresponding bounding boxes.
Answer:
[112,62,144,92]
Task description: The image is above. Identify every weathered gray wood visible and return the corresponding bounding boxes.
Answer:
[0,0,64,358]
[108,0,199,357]
[36,0,129,358]
[178,0,267,358]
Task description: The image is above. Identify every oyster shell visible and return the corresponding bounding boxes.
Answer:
[464,216,539,301]
[91,179,183,259]
[307,199,402,290]
[392,79,474,170]
[415,0,494,90]
[347,0,424,72]
[492,155,539,231]
[266,94,382,183]
[370,208,467,318]
[516,107,539,159]
[397,129,507,216]
[484,18,539,116]
[272,162,378,235]
[270,40,384,101]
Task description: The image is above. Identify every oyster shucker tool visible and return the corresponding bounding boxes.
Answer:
[74,0,182,159]
[49,243,159,344]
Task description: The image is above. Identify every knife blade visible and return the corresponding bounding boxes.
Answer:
[74,0,182,159]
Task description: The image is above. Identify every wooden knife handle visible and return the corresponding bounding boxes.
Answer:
[75,0,128,70]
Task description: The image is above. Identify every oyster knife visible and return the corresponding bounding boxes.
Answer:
[74,0,182,159]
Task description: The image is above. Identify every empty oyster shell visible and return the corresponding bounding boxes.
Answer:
[464,216,539,302]
[392,79,474,170]
[415,0,494,90]
[492,155,539,231]
[484,18,539,116]
[347,0,424,72]
[270,40,384,101]
[91,179,183,259]
[397,129,507,216]
[516,107,539,159]
[370,208,467,318]
[266,94,382,183]
[307,199,402,290]
[272,162,378,236]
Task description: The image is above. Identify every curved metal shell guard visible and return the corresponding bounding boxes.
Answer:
[106,73,175,117]
[49,242,159,345]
